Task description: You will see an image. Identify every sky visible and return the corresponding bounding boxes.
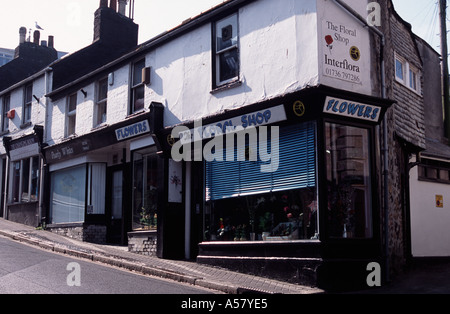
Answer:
[0,0,446,55]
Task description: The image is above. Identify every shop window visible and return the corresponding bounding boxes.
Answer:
[66,93,77,137]
[213,13,239,88]
[87,164,106,215]
[10,156,40,203]
[50,163,106,224]
[325,123,373,239]
[95,77,108,126]
[131,59,145,114]
[23,84,33,124]
[2,93,9,133]
[204,122,318,242]
[132,147,159,231]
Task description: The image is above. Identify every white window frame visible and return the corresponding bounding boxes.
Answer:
[394,53,421,95]
[95,77,108,127]
[66,93,77,137]
[23,83,33,124]
[213,13,240,88]
[2,94,10,133]
[130,59,145,114]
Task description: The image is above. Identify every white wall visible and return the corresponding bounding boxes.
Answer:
[46,0,378,143]
[0,74,47,155]
[410,157,450,257]
[146,0,319,127]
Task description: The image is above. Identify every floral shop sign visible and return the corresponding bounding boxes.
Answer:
[322,18,368,86]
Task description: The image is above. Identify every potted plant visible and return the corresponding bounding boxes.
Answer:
[259,212,272,240]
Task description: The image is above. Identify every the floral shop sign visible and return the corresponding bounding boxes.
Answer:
[322,18,368,86]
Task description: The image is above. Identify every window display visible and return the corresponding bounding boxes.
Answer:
[204,122,318,241]
[132,147,159,231]
[325,123,373,239]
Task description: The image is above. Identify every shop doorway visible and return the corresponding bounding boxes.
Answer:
[107,166,125,244]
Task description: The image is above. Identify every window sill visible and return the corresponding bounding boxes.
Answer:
[20,122,32,129]
[210,80,242,95]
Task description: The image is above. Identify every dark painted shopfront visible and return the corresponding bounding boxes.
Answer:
[42,104,165,246]
[157,86,393,289]
[2,126,45,227]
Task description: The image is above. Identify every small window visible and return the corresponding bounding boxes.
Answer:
[2,94,10,133]
[409,68,419,92]
[23,84,33,123]
[395,58,405,82]
[131,59,145,113]
[95,78,108,126]
[213,13,239,88]
[395,53,421,94]
[66,93,77,137]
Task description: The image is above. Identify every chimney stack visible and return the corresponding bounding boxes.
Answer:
[19,27,27,44]
[110,0,117,12]
[118,0,127,16]
[48,36,54,49]
[33,30,40,45]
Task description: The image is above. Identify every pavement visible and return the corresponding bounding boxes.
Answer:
[1,217,449,295]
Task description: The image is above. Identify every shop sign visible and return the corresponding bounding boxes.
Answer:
[179,105,287,145]
[47,139,91,162]
[115,120,150,141]
[324,96,381,122]
[322,18,368,86]
[9,136,40,162]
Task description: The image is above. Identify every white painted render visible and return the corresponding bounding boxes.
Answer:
[409,157,450,257]
[46,0,374,147]
[0,74,47,155]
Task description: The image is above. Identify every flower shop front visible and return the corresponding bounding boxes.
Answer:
[169,86,393,289]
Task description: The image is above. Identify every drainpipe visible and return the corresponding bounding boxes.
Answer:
[38,67,52,226]
[332,0,389,283]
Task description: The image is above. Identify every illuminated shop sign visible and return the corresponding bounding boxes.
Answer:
[323,96,381,122]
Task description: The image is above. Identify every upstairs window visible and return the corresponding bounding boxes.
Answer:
[213,13,239,88]
[66,93,77,137]
[23,84,33,124]
[2,94,10,133]
[395,53,421,94]
[131,59,145,113]
[95,78,108,126]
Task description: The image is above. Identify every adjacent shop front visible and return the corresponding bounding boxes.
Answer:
[2,125,44,227]
[43,104,164,245]
[159,86,392,288]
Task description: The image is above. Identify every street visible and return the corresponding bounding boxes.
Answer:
[0,236,213,294]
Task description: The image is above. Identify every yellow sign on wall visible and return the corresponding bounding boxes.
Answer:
[436,195,444,208]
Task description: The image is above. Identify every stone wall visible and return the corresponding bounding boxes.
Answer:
[47,223,107,244]
[128,231,157,256]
